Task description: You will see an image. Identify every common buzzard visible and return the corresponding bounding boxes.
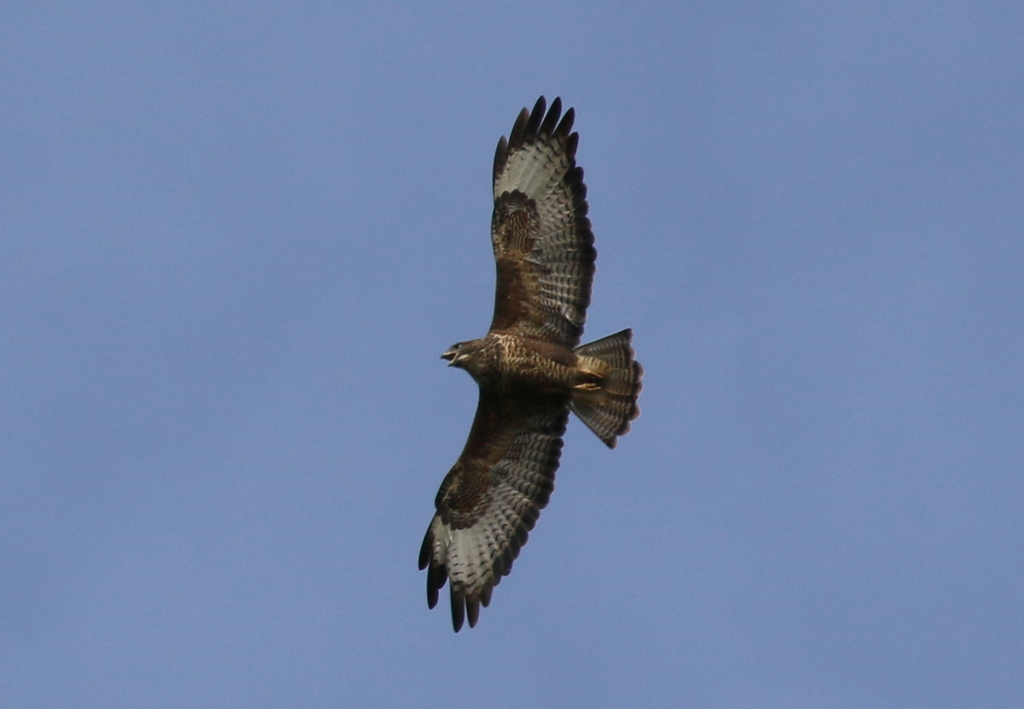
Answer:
[419,97,643,631]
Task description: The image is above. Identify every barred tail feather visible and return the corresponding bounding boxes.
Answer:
[570,329,643,448]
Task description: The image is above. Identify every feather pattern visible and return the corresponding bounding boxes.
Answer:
[570,329,643,448]
[490,97,595,348]
[419,392,568,631]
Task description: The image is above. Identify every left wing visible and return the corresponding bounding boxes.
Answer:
[419,390,569,631]
[489,96,596,349]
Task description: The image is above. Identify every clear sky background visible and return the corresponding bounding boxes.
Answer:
[2,2,1022,707]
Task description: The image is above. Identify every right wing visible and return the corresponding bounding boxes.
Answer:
[419,389,569,631]
[489,96,596,349]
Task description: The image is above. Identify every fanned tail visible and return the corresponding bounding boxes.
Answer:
[570,329,643,448]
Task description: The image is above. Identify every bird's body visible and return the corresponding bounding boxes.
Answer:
[420,97,643,631]
[444,332,583,393]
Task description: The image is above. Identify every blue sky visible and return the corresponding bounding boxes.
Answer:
[2,2,1022,707]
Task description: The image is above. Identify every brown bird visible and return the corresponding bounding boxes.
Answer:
[419,97,643,631]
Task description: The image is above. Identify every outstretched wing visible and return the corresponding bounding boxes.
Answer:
[419,390,569,631]
[490,96,596,349]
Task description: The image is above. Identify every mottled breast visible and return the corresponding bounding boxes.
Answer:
[487,332,578,393]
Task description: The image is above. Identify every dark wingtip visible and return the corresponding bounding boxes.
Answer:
[532,95,547,118]
[540,97,562,135]
[426,562,447,609]
[507,106,531,152]
[493,135,509,186]
[557,106,575,139]
[450,586,465,632]
[524,96,546,141]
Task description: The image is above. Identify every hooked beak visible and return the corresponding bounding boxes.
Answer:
[441,349,457,365]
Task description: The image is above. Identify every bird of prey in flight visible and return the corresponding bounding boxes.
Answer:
[419,97,643,631]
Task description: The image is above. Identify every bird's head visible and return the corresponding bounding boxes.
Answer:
[441,341,469,368]
[442,340,489,375]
